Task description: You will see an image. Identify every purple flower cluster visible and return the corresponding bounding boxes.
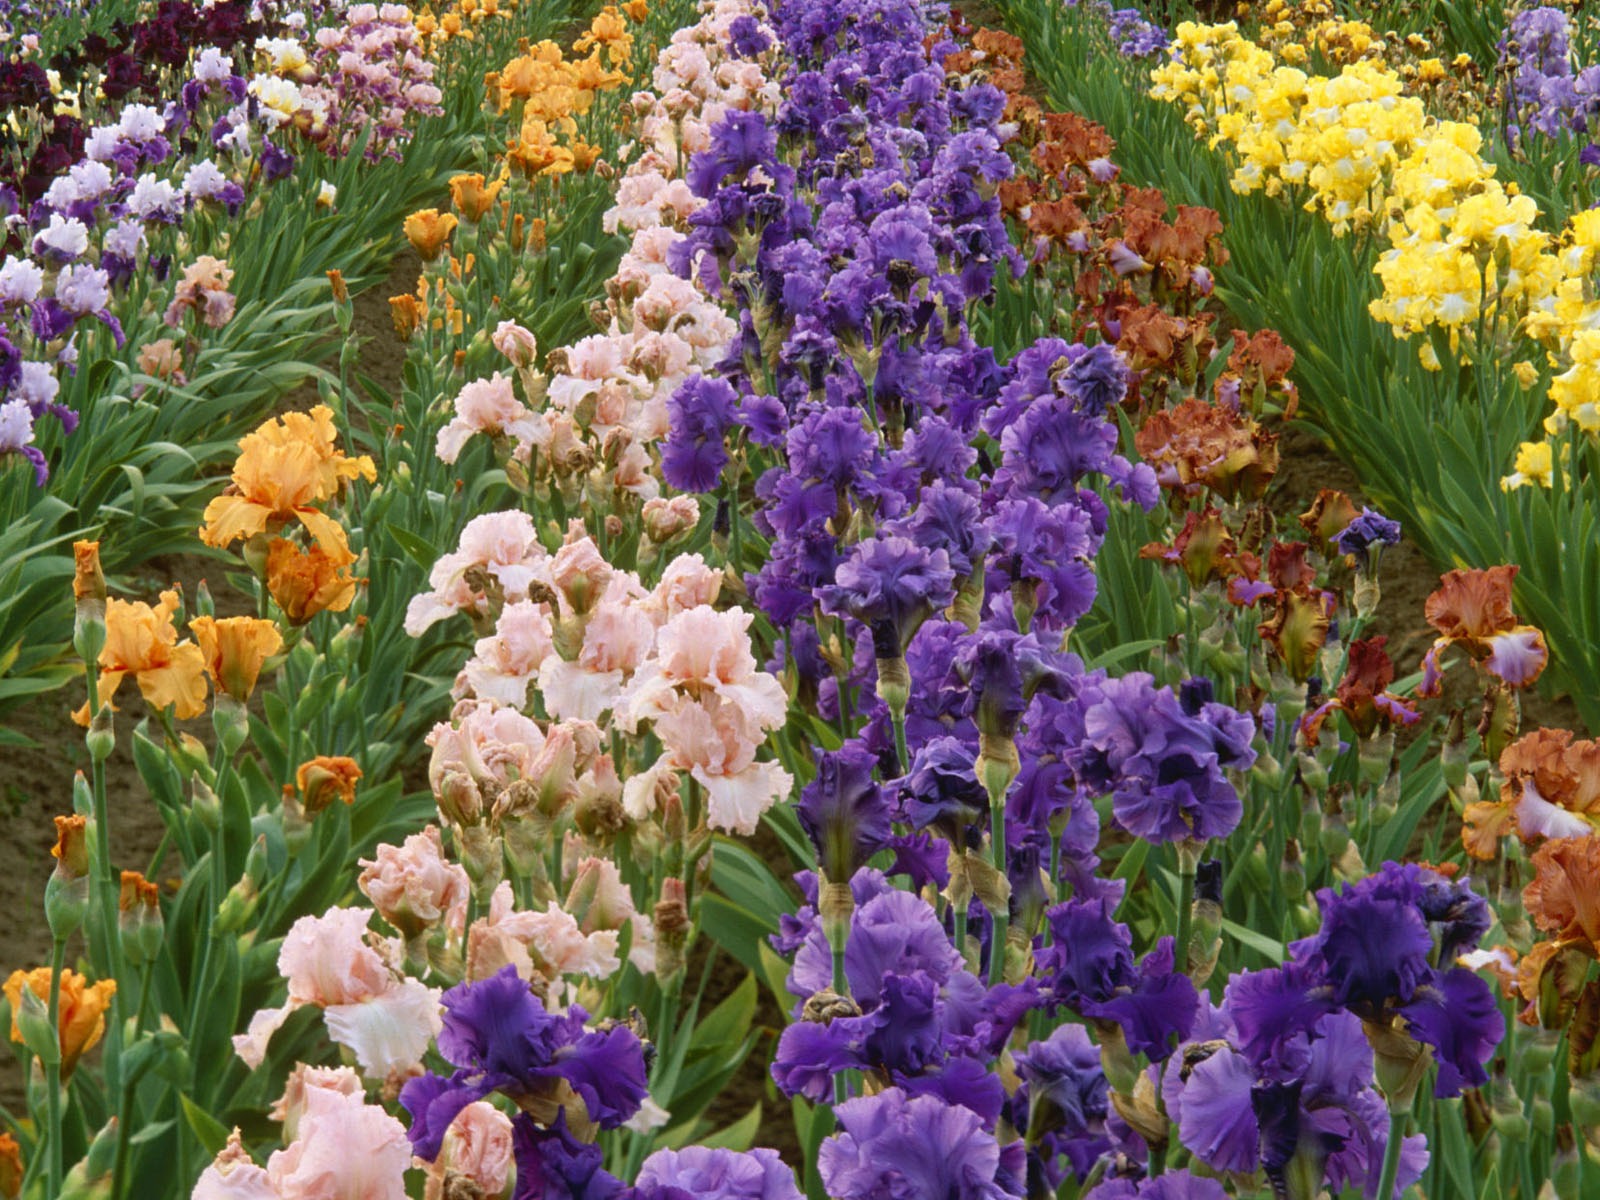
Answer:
[299,4,445,161]
[1065,672,1257,845]
[772,870,1034,1114]
[1499,6,1600,145]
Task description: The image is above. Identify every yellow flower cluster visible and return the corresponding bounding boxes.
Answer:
[1250,0,1386,67]
[1153,21,1600,491]
[393,5,645,344]
[1500,174,1600,483]
[1151,23,1559,358]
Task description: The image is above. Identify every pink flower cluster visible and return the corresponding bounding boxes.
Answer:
[194,1069,413,1200]
[302,4,444,159]
[232,907,441,1081]
[429,1,780,489]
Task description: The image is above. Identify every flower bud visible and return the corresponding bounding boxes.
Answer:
[1187,859,1223,986]
[215,838,268,934]
[1363,1017,1432,1114]
[1490,1069,1531,1140]
[976,732,1021,809]
[436,771,483,827]
[119,871,163,966]
[653,877,689,986]
[45,816,90,941]
[72,541,107,664]
[11,982,58,1064]
[1549,1126,1580,1200]
[59,1116,118,1200]
[641,496,698,544]
[458,825,504,902]
[296,756,361,814]
[85,704,114,763]
[1297,751,1328,794]
[1358,731,1394,788]
[1280,838,1306,902]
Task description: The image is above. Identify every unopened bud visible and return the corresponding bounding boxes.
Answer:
[192,777,221,832]
[1441,710,1470,789]
[119,871,164,965]
[86,705,114,763]
[436,771,483,827]
[14,984,58,1065]
[215,838,268,934]
[653,877,689,985]
[59,1117,117,1200]
[458,825,504,902]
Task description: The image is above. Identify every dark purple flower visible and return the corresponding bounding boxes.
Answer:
[797,738,893,880]
[513,1113,621,1200]
[1071,672,1255,844]
[902,735,987,844]
[1222,964,1337,1070]
[1397,968,1503,1097]
[400,966,648,1160]
[1334,508,1401,563]
[687,111,779,197]
[1038,899,1197,1059]
[726,15,772,59]
[663,374,738,493]
[1296,874,1436,1010]
[1014,1024,1109,1142]
[819,534,956,658]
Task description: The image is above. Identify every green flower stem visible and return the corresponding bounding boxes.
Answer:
[1174,861,1196,978]
[1377,1107,1409,1200]
[45,936,66,1200]
[988,801,1009,986]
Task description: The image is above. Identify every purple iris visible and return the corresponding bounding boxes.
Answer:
[1333,508,1402,560]
[400,966,648,1161]
[637,1147,801,1200]
[1067,672,1256,844]
[902,735,988,844]
[1280,863,1503,1097]
[662,374,739,493]
[1038,898,1199,1060]
[797,739,893,881]
[1011,1024,1112,1184]
[818,534,956,658]
[817,1089,1026,1200]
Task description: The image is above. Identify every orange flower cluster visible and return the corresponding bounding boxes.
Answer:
[415,0,517,46]
[200,406,375,626]
[949,19,1298,420]
[395,4,646,341]
[72,591,285,724]
[3,967,116,1079]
